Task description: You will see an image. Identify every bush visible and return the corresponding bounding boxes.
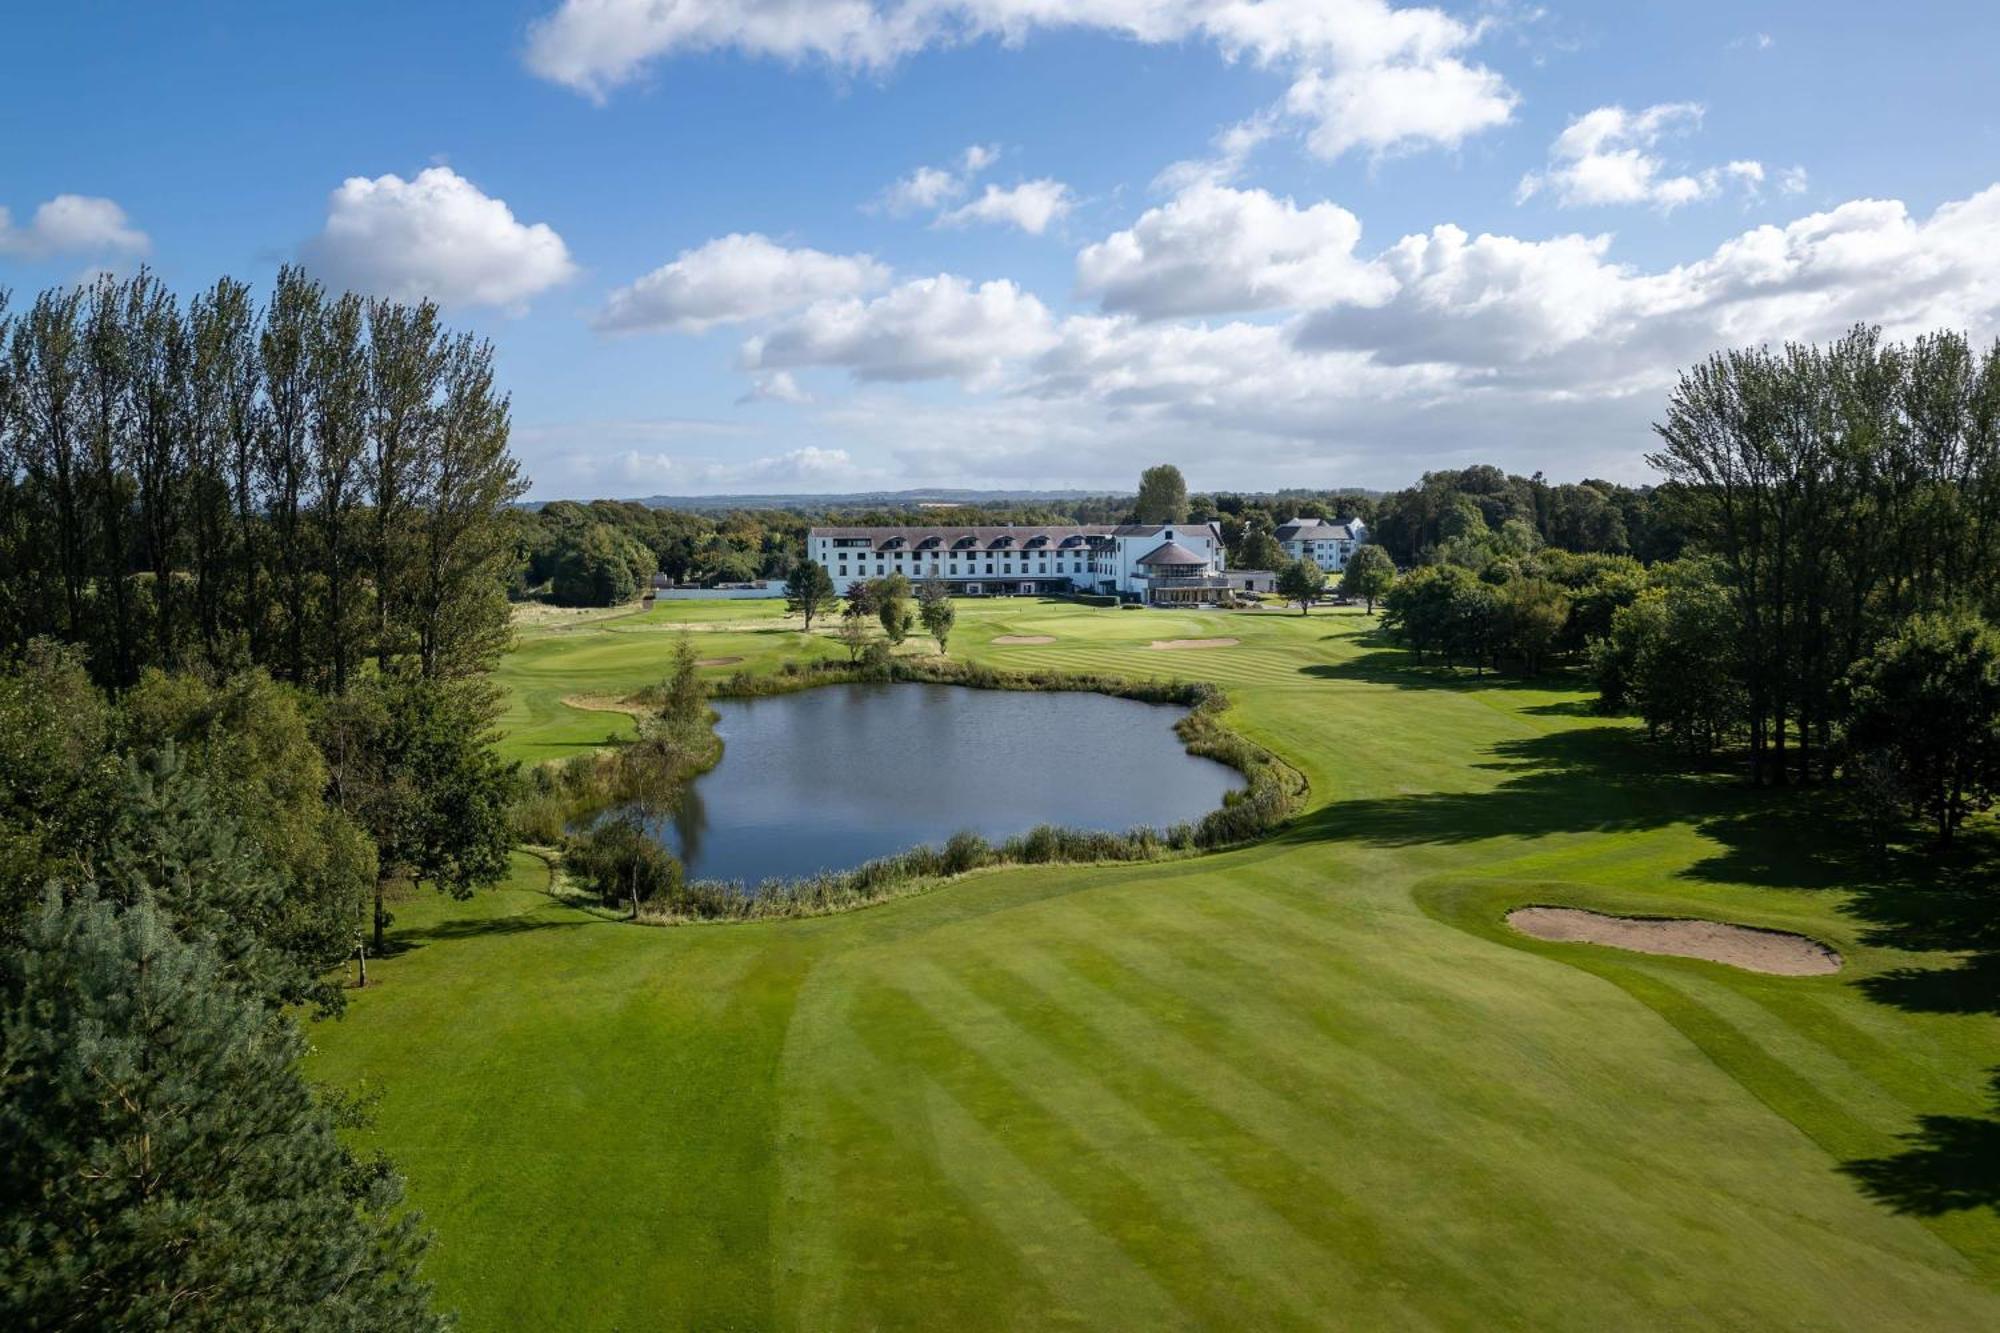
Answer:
[564,816,684,912]
[1071,593,1119,608]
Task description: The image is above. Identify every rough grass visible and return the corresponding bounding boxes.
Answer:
[312,599,2000,1329]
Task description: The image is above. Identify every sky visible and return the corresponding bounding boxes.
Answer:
[4,2,1998,500]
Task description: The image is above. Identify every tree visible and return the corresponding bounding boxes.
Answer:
[1847,612,2000,843]
[1493,577,1570,676]
[919,579,956,654]
[1595,560,1744,755]
[873,574,914,646]
[1135,464,1190,524]
[0,891,446,1330]
[786,558,837,632]
[1276,558,1326,615]
[1238,521,1286,573]
[835,606,872,664]
[550,522,648,607]
[1339,544,1396,613]
[317,672,515,955]
[565,815,683,918]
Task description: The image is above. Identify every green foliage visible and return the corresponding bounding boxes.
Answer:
[786,558,838,630]
[872,574,914,645]
[918,579,956,653]
[1135,463,1190,524]
[0,891,444,1330]
[1650,325,2000,784]
[1339,544,1396,612]
[318,672,516,950]
[1276,558,1326,614]
[1594,560,1743,755]
[1846,612,2000,841]
[549,521,652,607]
[1,267,522,690]
[565,815,685,914]
[0,640,120,924]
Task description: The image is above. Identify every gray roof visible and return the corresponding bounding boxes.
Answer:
[809,520,1222,553]
[1275,518,1357,543]
[810,524,1117,552]
[1136,540,1211,567]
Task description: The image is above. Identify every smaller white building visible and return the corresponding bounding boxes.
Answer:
[1275,517,1367,572]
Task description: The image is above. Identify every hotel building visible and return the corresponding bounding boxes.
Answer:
[806,522,1232,605]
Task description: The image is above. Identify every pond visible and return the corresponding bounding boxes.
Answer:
[636,682,1245,884]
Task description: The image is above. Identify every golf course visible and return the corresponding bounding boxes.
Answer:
[309,597,2000,1329]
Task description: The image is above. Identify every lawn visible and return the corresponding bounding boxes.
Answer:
[311,598,2000,1329]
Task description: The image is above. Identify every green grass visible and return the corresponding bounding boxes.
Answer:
[312,599,2000,1329]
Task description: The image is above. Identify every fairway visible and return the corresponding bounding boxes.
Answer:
[311,599,2000,1329]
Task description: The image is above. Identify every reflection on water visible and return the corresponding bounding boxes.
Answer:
[634,682,1243,884]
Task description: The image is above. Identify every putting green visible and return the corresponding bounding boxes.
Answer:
[312,599,2000,1329]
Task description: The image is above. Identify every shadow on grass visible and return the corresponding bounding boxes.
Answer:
[1287,686,2000,1219]
[381,912,594,957]
[1843,1090,2000,1216]
[1278,724,1728,849]
[1300,645,1588,695]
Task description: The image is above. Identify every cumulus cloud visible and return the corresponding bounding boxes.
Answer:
[718,184,2000,469]
[1076,183,1396,319]
[1517,103,1774,211]
[301,167,575,309]
[526,0,1516,161]
[1153,111,1279,192]
[935,179,1074,234]
[741,274,1056,385]
[594,233,889,333]
[1296,187,2000,393]
[0,195,149,259]
[876,142,1001,215]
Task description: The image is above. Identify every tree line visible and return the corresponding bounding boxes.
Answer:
[0,267,523,690]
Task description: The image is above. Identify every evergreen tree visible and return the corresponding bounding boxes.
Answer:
[0,891,447,1330]
[786,558,837,632]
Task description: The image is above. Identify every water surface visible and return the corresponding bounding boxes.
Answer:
[641,683,1243,884]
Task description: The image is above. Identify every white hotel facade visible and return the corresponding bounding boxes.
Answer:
[807,522,1233,605]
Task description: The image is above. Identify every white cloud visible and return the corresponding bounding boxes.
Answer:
[526,1,1516,161]
[1296,186,2000,393]
[0,195,149,259]
[594,233,889,333]
[301,167,575,309]
[1154,111,1278,192]
[935,179,1074,234]
[1780,166,1810,195]
[1284,55,1514,159]
[739,370,812,404]
[1517,103,1774,212]
[598,443,862,490]
[1076,183,1397,319]
[875,142,1002,215]
[741,273,1056,385]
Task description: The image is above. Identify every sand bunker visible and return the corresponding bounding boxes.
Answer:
[696,656,744,667]
[1507,907,1841,976]
[1147,637,1239,650]
[993,635,1056,644]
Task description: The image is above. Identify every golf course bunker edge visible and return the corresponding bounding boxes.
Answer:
[1507,906,1842,976]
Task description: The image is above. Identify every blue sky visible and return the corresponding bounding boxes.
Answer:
[5,2,1998,499]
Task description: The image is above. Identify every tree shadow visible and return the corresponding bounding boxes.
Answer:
[1290,703,2000,1219]
[383,912,593,955]
[1301,648,1584,693]
[1283,725,1728,850]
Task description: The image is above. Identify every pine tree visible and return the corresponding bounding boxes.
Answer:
[0,891,447,1330]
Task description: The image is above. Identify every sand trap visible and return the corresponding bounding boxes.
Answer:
[1507,906,1841,976]
[1147,637,1239,651]
[696,656,744,667]
[993,635,1056,644]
